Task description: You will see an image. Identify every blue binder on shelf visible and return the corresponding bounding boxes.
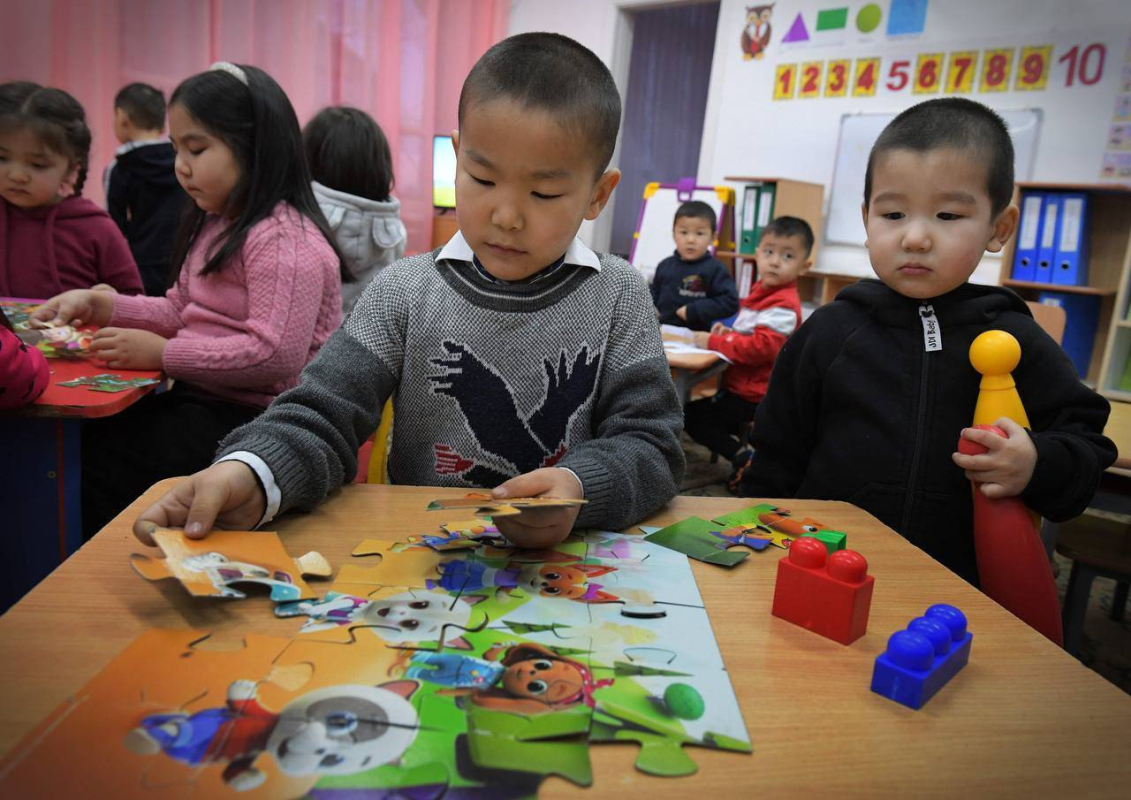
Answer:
[1034,193,1060,284]
[1038,291,1100,378]
[1011,191,1044,281]
[1052,192,1089,286]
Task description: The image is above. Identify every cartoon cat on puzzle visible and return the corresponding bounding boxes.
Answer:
[277,589,486,647]
[123,680,420,791]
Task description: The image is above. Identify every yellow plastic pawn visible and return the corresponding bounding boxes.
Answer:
[969,330,1030,428]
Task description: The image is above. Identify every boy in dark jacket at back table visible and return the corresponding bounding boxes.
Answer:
[741,97,1116,584]
[104,83,188,296]
[650,200,738,330]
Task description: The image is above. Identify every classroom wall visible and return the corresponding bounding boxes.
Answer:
[511,0,1131,284]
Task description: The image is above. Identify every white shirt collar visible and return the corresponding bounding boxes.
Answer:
[436,230,602,272]
[113,137,169,157]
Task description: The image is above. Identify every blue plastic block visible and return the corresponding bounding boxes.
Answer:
[870,604,972,710]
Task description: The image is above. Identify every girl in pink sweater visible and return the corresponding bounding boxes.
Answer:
[0,307,49,409]
[0,82,143,297]
[35,63,345,539]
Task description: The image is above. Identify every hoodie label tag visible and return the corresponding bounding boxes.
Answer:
[920,304,942,352]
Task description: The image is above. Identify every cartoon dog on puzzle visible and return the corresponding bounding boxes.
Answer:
[427,560,620,603]
[123,679,420,791]
[277,589,485,647]
[182,552,301,601]
[405,642,613,715]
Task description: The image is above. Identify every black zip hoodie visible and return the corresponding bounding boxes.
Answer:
[105,141,189,296]
[742,278,1116,583]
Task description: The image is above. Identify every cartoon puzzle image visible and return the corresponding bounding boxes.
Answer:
[131,528,330,601]
[3,515,752,797]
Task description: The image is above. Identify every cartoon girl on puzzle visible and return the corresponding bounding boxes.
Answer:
[182,552,301,601]
[403,642,613,715]
[123,679,420,791]
[426,560,620,603]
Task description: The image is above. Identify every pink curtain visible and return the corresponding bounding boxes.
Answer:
[0,0,509,253]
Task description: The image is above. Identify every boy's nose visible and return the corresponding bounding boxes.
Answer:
[491,203,523,231]
[902,224,931,252]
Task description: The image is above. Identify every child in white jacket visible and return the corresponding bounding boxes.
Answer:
[304,107,407,316]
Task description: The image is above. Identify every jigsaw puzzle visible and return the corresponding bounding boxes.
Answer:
[2,513,752,798]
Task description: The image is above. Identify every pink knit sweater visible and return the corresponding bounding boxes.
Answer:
[110,203,341,408]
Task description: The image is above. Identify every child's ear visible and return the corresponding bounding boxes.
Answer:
[450,129,459,155]
[584,169,621,221]
[800,258,813,275]
[986,203,1020,253]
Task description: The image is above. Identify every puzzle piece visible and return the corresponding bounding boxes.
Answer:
[58,373,159,392]
[130,528,328,601]
[713,503,835,541]
[642,516,751,566]
[427,493,587,518]
[277,587,492,652]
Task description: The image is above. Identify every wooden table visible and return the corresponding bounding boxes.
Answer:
[2,483,1129,797]
[0,298,162,610]
[663,331,726,406]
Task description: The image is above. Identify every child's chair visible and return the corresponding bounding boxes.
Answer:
[353,400,394,484]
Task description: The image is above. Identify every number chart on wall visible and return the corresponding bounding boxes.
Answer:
[773,42,1109,102]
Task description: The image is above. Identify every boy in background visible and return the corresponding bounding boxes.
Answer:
[133,33,685,550]
[104,83,187,295]
[741,98,1114,583]
[687,216,812,467]
[651,201,738,330]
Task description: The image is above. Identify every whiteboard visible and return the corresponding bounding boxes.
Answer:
[825,109,1042,246]
[629,185,728,284]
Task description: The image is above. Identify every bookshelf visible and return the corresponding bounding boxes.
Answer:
[998,183,1131,395]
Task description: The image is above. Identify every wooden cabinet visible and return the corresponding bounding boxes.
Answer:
[998,183,1131,395]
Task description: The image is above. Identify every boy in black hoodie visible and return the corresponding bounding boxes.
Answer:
[742,98,1115,583]
[104,83,188,296]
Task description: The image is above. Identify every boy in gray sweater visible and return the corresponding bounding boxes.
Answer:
[133,33,685,548]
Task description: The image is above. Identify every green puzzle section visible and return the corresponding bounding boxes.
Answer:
[801,530,847,552]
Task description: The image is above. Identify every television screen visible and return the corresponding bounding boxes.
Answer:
[433,135,456,209]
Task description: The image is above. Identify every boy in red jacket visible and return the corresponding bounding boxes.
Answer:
[686,216,813,465]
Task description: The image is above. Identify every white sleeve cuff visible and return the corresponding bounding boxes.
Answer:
[217,452,281,528]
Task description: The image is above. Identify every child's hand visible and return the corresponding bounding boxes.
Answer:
[710,322,731,335]
[676,306,688,322]
[91,328,167,369]
[491,468,583,549]
[32,289,113,328]
[952,418,1037,499]
[133,461,268,545]
[693,331,712,349]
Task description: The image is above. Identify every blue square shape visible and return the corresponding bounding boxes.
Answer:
[887,0,928,36]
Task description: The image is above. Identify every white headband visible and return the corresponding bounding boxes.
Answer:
[209,61,248,86]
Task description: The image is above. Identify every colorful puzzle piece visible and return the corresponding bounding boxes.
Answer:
[130,528,328,602]
[643,516,751,566]
[427,493,587,518]
[59,373,160,392]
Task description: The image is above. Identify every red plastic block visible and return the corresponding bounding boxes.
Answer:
[771,537,874,644]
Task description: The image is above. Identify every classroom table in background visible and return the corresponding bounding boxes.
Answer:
[0,297,163,612]
[1,484,1128,796]
[662,328,726,405]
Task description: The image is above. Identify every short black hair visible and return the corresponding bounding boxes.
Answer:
[114,83,166,131]
[304,106,394,202]
[864,97,1014,217]
[674,201,716,231]
[458,32,621,176]
[761,216,814,257]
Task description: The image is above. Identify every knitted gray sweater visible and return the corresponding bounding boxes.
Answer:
[217,249,685,531]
